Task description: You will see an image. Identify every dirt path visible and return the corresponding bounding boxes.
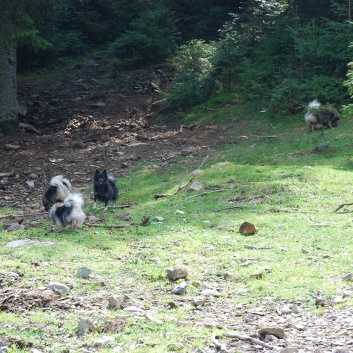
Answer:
[0,57,230,211]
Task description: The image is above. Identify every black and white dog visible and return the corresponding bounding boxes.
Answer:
[42,175,72,211]
[93,170,119,211]
[49,193,86,229]
[304,99,340,133]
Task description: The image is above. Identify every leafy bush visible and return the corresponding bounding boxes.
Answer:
[166,39,217,112]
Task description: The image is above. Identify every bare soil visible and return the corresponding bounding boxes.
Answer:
[0,57,231,213]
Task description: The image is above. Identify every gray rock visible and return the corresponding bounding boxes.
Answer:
[258,326,285,339]
[77,266,92,278]
[171,281,187,295]
[200,289,220,297]
[6,239,54,247]
[4,144,21,151]
[155,216,164,222]
[25,180,35,188]
[343,273,353,281]
[108,295,124,308]
[188,182,204,192]
[191,296,207,307]
[279,348,298,353]
[47,281,70,294]
[6,224,25,232]
[78,318,96,336]
[93,335,115,347]
[123,306,145,313]
[166,266,189,280]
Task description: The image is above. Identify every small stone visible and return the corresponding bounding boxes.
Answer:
[166,266,189,280]
[200,289,220,297]
[239,222,258,235]
[251,269,263,279]
[4,144,21,151]
[289,304,299,313]
[191,296,207,307]
[29,174,38,179]
[171,281,187,295]
[6,223,25,232]
[77,266,92,278]
[264,334,279,343]
[175,210,185,215]
[155,216,164,222]
[123,306,145,313]
[25,180,35,188]
[47,281,70,294]
[5,239,54,247]
[78,318,96,336]
[258,326,285,339]
[108,295,124,309]
[343,273,353,281]
[30,349,43,353]
[188,182,204,192]
[279,348,298,353]
[93,335,115,347]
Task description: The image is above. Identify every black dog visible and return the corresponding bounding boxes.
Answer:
[49,193,86,229]
[42,175,71,211]
[304,99,340,133]
[93,170,118,211]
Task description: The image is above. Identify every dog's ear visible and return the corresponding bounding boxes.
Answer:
[103,170,108,176]
[95,169,100,175]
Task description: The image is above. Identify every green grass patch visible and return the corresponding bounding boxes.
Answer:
[1,101,353,352]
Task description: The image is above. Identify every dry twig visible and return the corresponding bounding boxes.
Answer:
[334,202,353,212]
[153,156,208,200]
[223,331,273,350]
[211,333,230,352]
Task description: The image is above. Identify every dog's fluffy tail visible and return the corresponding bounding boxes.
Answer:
[50,175,72,190]
[64,192,84,208]
[308,99,321,110]
[108,176,116,184]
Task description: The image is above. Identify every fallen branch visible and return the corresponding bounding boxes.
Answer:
[244,244,272,250]
[0,211,47,219]
[184,188,234,200]
[154,177,195,200]
[251,135,279,139]
[211,333,230,353]
[87,216,150,228]
[154,156,209,200]
[223,331,273,350]
[334,202,353,212]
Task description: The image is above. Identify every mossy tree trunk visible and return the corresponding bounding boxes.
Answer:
[0,45,17,124]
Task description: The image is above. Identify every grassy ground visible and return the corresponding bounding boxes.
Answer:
[1,98,353,352]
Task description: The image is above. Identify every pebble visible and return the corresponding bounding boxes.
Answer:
[47,282,70,294]
[78,319,96,336]
[108,295,124,308]
[171,281,187,295]
[77,266,92,278]
[6,224,25,232]
[166,266,189,280]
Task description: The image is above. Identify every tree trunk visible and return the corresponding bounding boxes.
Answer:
[0,45,17,124]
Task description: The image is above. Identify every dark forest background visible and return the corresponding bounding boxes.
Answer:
[6,0,353,117]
